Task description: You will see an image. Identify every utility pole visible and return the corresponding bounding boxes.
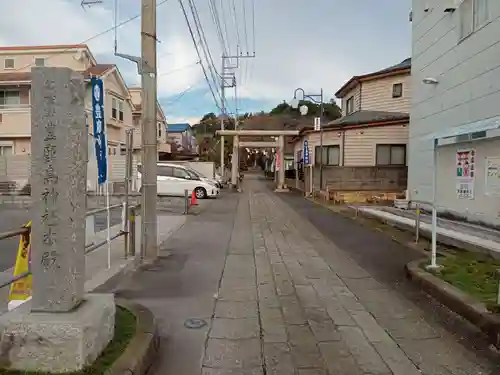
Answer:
[220,58,225,179]
[220,53,255,181]
[141,0,158,260]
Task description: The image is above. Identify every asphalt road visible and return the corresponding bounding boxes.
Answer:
[276,190,500,368]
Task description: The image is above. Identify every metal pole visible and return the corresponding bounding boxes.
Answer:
[141,0,158,261]
[129,206,136,257]
[220,57,225,182]
[184,189,189,215]
[319,88,324,190]
[430,139,439,269]
[415,203,420,243]
[123,129,132,258]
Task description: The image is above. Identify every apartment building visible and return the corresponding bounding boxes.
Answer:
[129,87,171,161]
[409,0,500,225]
[0,44,135,157]
[292,58,411,195]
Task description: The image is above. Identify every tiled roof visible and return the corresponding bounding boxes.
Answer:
[168,123,191,133]
[0,44,88,52]
[325,110,409,127]
[82,64,115,78]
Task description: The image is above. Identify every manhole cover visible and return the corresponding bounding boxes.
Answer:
[184,318,207,329]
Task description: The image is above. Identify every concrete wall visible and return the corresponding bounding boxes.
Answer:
[318,165,407,192]
[409,0,500,224]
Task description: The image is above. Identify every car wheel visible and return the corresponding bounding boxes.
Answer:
[195,187,207,199]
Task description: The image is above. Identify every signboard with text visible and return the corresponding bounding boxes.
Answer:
[91,77,108,184]
[303,139,310,165]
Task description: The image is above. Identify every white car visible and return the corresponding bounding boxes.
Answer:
[137,163,220,199]
[183,166,222,188]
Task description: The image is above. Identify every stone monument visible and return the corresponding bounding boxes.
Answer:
[0,67,115,373]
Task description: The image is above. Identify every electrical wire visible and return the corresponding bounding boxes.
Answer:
[208,0,227,55]
[10,0,171,73]
[178,0,223,112]
[219,0,231,55]
[242,0,249,55]
[231,0,241,51]
[187,0,220,96]
[157,60,200,78]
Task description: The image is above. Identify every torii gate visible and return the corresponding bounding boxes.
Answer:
[216,129,300,191]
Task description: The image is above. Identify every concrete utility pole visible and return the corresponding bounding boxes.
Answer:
[220,58,225,179]
[141,0,158,260]
[220,53,254,184]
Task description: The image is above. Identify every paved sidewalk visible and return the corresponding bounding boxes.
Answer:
[202,178,497,375]
[110,178,499,374]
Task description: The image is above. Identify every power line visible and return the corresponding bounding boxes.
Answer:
[11,0,172,73]
[157,60,200,77]
[231,0,241,50]
[208,0,227,55]
[219,0,231,55]
[178,0,223,112]
[187,0,220,97]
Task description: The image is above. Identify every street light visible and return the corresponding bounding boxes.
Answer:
[290,87,324,190]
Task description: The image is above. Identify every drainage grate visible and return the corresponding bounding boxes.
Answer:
[184,318,207,329]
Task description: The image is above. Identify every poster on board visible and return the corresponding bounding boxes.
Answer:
[485,157,500,196]
[456,148,475,199]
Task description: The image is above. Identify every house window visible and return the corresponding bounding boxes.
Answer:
[0,145,13,156]
[376,144,406,165]
[346,96,354,115]
[4,59,14,69]
[157,122,162,138]
[315,145,340,166]
[392,83,403,98]
[0,90,20,107]
[34,58,45,67]
[459,0,489,40]
[111,97,124,121]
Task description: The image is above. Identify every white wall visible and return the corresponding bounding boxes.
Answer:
[409,0,500,223]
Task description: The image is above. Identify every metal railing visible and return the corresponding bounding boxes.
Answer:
[409,199,439,269]
[0,203,139,291]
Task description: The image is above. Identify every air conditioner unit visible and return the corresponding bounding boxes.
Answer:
[444,0,460,13]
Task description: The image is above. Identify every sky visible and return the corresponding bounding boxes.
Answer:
[0,0,412,125]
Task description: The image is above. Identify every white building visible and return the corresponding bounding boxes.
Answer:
[409,0,500,225]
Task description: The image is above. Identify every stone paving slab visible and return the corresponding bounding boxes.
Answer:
[199,178,497,375]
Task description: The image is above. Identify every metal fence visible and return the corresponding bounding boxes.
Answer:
[0,153,140,195]
[0,201,140,312]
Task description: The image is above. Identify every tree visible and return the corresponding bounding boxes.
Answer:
[269,99,341,121]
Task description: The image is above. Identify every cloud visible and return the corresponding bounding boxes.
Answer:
[0,0,412,118]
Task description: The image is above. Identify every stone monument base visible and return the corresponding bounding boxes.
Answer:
[0,293,115,373]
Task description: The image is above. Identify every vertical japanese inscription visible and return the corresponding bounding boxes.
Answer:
[30,67,87,313]
[40,82,59,269]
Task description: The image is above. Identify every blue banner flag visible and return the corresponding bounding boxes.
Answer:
[91,77,108,184]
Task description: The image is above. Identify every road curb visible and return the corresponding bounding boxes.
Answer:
[405,259,500,348]
[108,298,160,375]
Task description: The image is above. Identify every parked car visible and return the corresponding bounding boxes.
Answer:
[184,166,223,189]
[137,163,220,199]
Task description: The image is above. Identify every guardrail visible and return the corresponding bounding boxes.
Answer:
[0,203,139,292]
